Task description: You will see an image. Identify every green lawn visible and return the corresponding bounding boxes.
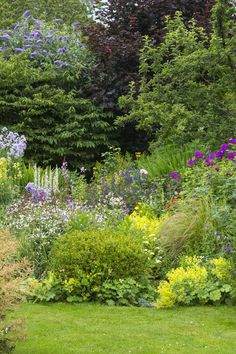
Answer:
[11,303,236,354]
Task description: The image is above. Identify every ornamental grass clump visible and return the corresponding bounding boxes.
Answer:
[159,197,218,266]
[156,256,234,308]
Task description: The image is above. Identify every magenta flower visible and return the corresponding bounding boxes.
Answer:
[221,143,229,151]
[208,152,216,160]
[205,158,215,166]
[215,150,224,159]
[170,171,181,180]
[228,151,236,161]
[194,150,204,159]
[228,138,236,144]
[187,159,197,167]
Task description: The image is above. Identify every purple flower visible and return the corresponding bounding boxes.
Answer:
[194,150,204,159]
[221,143,229,151]
[14,48,25,53]
[33,19,42,27]
[187,158,197,167]
[45,34,53,40]
[205,158,215,166]
[228,151,236,161]
[208,152,216,160]
[215,150,224,159]
[0,128,26,159]
[57,46,67,54]
[228,138,236,144]
[23,10,31,18]
[54,19,63,23]
[30,51,40,56]
[26,182,36,194]
[25,183,50,202]
[2,34,10,41]
[72,22,81,27]
[170,171,181,180]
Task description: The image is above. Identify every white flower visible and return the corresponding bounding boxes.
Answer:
[140,169,148,175]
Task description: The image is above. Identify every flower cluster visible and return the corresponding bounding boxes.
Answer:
[0,127,26,159]
[157,256,233,308]
[25,182,50,202]
[0,11,87,69]
[169,171,181,180]
[188,138,236,167]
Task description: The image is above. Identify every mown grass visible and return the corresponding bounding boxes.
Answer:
[11,303,236,354]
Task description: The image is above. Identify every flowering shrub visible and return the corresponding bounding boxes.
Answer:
[157,256,234,308]
[0,11,90,70]
[25,182,50,202]
[187,139,236,167]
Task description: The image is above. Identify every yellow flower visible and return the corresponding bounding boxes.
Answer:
[0,157,8,179]
[210,257,232,280]
[156,280,176,308]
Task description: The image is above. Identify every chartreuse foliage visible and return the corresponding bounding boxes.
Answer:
[50,228,151,282]
[157,256,234,308]
[118,0,236,147]
[24,227,154,305]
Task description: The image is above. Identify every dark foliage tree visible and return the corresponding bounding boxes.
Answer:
[83,0,216,152]
[84,0,216,108]
[117,0,236,148]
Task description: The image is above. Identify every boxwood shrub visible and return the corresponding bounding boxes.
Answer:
[50,228,151,284]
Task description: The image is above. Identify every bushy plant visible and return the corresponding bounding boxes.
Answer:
[157,256,234,308]
[50,228,151,284]
[118,1,236,147]
[85,0,214,112]
[0,14,113,168]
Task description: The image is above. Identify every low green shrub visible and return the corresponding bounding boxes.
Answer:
[50,228,151,284]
